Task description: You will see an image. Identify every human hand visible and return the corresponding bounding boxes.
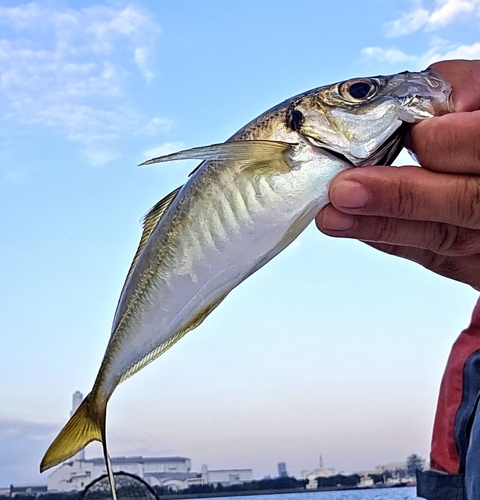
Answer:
[315,60,480,290]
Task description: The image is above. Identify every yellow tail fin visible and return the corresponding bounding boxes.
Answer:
[40,393,103,472]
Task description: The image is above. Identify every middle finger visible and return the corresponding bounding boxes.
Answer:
[407,111,480,173]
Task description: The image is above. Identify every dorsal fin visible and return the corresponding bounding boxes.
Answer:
[124,186,182,283]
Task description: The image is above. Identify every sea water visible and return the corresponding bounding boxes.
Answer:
[212,488,416,500]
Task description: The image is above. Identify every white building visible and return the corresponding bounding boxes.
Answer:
[47,456,192,492]
[47,457,253,492]
[200,464,253,486]
[301,468,335,489]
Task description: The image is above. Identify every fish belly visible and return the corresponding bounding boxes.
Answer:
[98,153,346,394]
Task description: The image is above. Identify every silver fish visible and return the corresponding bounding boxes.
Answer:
[41,69,452,493]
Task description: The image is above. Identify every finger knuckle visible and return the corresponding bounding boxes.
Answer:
[451,229,480,256]
[392,178,416,218]
[435,224,480,256]
[458,177,480,228]
[434,224,459,255]
[371,216,397,243]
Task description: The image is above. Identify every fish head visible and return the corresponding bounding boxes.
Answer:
[287,68,453,166]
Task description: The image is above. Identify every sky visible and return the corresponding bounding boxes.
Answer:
[1,0,480,487]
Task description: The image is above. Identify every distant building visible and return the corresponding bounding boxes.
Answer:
[9,485,48,497]
[375,461,408,476]
[277,462,287,477]
[358,475,374,487]
[354,458,425,486]
[200,464,252,487]
[47,457,252,492]
[301,468,335,489]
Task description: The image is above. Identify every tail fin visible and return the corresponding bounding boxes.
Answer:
[40,393,103,472]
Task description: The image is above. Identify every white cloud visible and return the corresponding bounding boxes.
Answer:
[436,40,480,58]
[0,2,44,28]
[0,2,164,164]
[385,0,480,37]
[361,39,480,69]
[360,47,417,64]
[363,0,480,69]
[134,46,154,82]
[139,117,176,136]
[429,0,476,26]
[385,4,430,37]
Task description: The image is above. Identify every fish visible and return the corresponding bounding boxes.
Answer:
[40,69,452,496]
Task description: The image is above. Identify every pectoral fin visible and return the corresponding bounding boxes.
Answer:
[139,140,296,175]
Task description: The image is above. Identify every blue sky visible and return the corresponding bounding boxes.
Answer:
[2,0,480,487]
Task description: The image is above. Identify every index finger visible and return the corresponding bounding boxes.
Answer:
[430,59,480,111]
[408,110,480,174]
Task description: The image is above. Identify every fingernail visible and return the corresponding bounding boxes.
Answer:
[331,180,368,209]
[320,207,355,231]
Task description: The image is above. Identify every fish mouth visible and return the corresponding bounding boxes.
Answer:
[303,126,405,167]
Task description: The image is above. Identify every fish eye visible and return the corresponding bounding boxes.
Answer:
[339,78,378,102]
